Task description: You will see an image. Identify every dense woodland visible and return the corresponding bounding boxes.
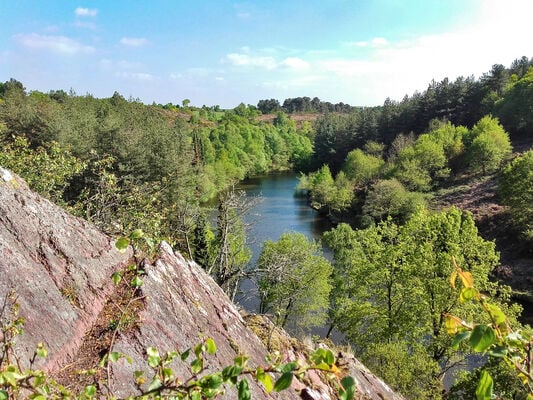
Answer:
[1,56,533,399]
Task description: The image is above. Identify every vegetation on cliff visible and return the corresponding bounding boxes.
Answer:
[1,56,532,399]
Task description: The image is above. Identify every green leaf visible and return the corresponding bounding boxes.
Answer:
[238,379,251,400]
[191,358,203,374]
[162,367,174,381]
[115,237,130,252]
[84,385,97,397]
[190,391,201,400]
[460,287,478,302]
[488,345,507,358]
[273,372,293,392]
[180,348,190,361]
[339,376,356,400]
[0,392,8,400]
[201,373,223,390]
[256,369,273,393]
[131,276,143,288]
[451,331,471,349]
[35,342,48,358]
[311,348,335,366]
[194,343,204,358]
[222,365,243,380]
[129,229,144,239]
[485,303,506,325]
[324,349,335,366]
[147,377,163,392]
[233,355,249,368]
[147,347,161,368]
[99,353,108,367]
[313,362,331,371]
[470,325,496,352]
[280,362,298,373]
[475,370,493,400]
[109,352,121,363]
[2,370,25,386]
[166,350,179,363]
[111,271,122,285]
[205,338,217,354]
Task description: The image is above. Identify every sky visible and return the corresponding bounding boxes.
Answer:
[1,0,532,109]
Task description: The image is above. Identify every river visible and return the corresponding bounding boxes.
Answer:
[234,172,334,312]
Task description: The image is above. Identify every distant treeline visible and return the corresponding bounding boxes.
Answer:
[258,55,532,140]
[257,97,356,114]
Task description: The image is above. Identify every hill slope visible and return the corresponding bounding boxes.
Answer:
[0,167,402,399]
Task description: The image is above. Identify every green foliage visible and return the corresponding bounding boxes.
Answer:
[499,150,533,241]
[363,341,441,399]
[466,115,512,174]
[323,207,517,399]
[362,178,425,223]
[496,67,533,137]
[449,360,529,400]
[0,136,85,205]
[298,165,355,215]
[0,287,356,399]
[446,262,533,399]
[343,148,384,186]
[207,188,253,299]
[257,232,332,330]
[0,85,314,253]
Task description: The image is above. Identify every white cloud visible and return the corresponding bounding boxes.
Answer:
[75,7,98,17]
[310,0,533,105]
[116,72,155,81]
[14,33,95,55]
[280,57,310,71]
[120,37,149,47]
[347,37,389,48]
[225,53,277,69]
[371,37,388,47]
[225,52,310,71]
[99,59,143,71]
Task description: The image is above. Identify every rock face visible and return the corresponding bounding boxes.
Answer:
[0,168,403,399]
[0,168,132,371]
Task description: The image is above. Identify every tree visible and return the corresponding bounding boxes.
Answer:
[331,171,355,215]
[499,150,533,241]
[466,115,512,174]
[496,67,533,137]
[256,232,332,330]
[305,164,336,212]
[323,208,519,399]
[207,187,253,300]
[362,178,425,223]
[343,148,384,186]
[256,98,281,114]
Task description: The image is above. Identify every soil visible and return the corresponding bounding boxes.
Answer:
[51,264,146,394]
[433,137,533,323]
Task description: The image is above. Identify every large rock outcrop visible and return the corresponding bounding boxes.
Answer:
[0,168,403,399]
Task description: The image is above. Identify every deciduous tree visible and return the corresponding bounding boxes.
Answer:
[256,232,332,330]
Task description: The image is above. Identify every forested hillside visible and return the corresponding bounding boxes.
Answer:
[1,56,532,399]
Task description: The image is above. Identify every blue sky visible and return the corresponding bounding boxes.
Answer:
[1,0,532,108]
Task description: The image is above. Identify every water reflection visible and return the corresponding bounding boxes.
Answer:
[235,172,334,312]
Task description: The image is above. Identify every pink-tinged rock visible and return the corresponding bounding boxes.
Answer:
[0,170,131,371]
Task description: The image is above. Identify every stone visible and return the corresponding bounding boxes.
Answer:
[0,168,404,399]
